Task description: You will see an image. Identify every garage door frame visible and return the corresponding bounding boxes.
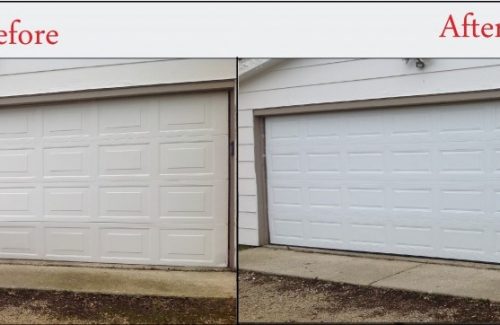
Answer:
[0,79,237,270]
[253,88,500,249]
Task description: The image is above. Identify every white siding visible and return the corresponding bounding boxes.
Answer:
[0,59,235,97]
[238,58,500,245]
[0,59,161,76]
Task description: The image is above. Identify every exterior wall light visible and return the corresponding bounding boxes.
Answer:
[404,58,426,69]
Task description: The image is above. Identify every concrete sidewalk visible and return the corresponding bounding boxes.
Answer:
[239,247,500,302]
[0,264,236,298]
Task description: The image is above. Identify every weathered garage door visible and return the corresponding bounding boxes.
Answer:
[0,91,228,267]
[266,101,500,263]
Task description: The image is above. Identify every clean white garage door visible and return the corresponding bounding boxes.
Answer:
[266,101,500,263]
[0,91,228,267]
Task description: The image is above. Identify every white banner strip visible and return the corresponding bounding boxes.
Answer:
[0,3,500,57]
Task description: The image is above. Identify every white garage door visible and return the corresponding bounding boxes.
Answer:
[266,101,500,263]
[0,91,228,267]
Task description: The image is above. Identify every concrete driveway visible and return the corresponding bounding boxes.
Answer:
[0,263,236,298]
[240,246,500,302]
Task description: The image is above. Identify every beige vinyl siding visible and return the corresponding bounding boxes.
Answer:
[0,59,235,97]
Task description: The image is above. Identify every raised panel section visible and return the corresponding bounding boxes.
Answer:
[43,104,89,137]
[99,228,151,260]
[0,109,33,139]
[439,149,484,174]
[0,226,37,256]
[160,186,212,218]
[44,187,89,218]
[269,154,300,172]
[347,188,384,210]
[99,187,150,220]
[43,146,89,178]
[160,142,213,175]
[99,144,150,177]
[347,151,384,174]
[309,188,341,208]
[159,229,213,264]
[98,98,152,135]
[0,149,34,178]
[392,188,432,212]
[390,150,431,174]
[0,188,36,218]
[159,94,211,131]
[45,227,91,258]
[440,189,485,214]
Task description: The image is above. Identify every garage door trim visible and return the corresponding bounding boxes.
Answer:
[0,80,236,269]
[253,88,500,248]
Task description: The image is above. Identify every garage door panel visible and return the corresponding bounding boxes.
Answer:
[159,136,228,180]
[42,103,92,138]
[98,186,151,222]
[271,219,305,241]
[392,224,435,251]
[389,147,433,176]
[98,98,154,136]
[0,148,36,179]
[44,187,91,219]
[266,102,500,263]
[159,228,218,266]
[0,91,229,267]
[0,223,40,258]
[158,185,224,223]
[307,152,342,174]
[391,187,434,213]
[0,187,38,219]
[308,187,342,209]
[309,222,343,244]
[98,143,151,177]
[99,227,152,262]
[159,92,228,134]
[0,108,37,139]
[438,145,487,175]
[437,105,489,139]
[44,226,92,260]
[44,146,90,178]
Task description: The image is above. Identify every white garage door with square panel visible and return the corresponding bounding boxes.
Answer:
[0,91,229,267]
[266,101,500,263]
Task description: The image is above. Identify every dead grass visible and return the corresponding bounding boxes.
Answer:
[0,288,236,324]
[239,271,500,323]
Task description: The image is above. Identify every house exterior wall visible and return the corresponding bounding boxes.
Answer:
[0,59,235,97]
[238,58,500,245]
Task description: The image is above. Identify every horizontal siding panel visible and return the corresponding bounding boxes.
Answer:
[238,109,254,127]
[0,59,163,76]
[239,228,259,246]
[270,58,356,71]
[239,162,256,179]
[238,127,255,145]
[238,144,255,162]
[239,64,500,110]
[239,195,258,213]
[241,59,500,93]
[238,212,258,229]
[238,179,257,196]
[0,59,235,97]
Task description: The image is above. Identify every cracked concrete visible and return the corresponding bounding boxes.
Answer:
[239,247,500,302]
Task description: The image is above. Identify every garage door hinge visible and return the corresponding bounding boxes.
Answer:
[229,141,235,156]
